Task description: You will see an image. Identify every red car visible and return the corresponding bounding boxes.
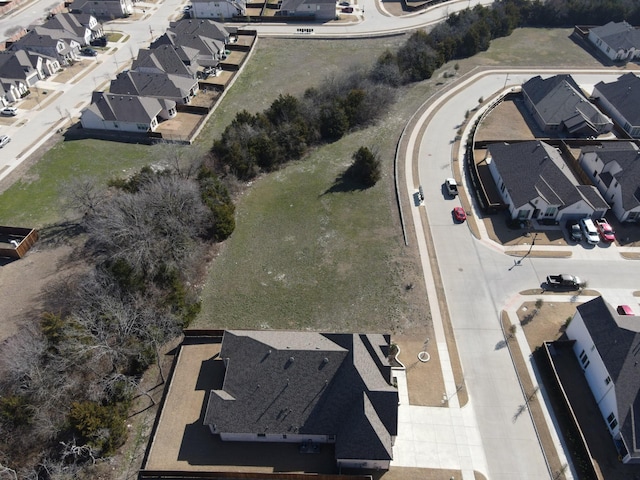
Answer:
[595,218,615,242]
[453,206,467,223]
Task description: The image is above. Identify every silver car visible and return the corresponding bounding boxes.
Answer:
[0,135,11,148]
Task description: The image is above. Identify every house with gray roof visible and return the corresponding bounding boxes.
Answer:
[39,13,102,46]
[69,0,133,19]
[486,140,608,222]
[204,330,398,470]
[80,91,176,132]
[566,296,640,464]
[521,75,613,137]
[579,141,640,223]
[0,50,41,88]
[191,0,245,19]
[150,27,226,69]
[588,21,640,62]
[278,0,336,19]
[593,73,640,139]
[12,31,79,65]
[109,70,198,104]
[168,19,233,45]
[132,45,198,80]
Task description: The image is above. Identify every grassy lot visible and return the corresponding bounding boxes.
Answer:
[0,27,613,327]
[0,140,151,227]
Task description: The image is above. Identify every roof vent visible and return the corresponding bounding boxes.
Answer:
[289,356,294,363]
[322,357,329,364]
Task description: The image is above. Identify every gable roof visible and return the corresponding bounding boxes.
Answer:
[594,73,640,126]
[522,75,611,135]
[84,91,173,123]
[581,142,640,211]
[577,297,640,460]
[150,31,224,67]
[168,19,231,42]
[0,50,37,81]
[488,140,607,210]
[109,70,196,99]
[132,45,197,78]
[591,21,640,51]
[204,330,398,462]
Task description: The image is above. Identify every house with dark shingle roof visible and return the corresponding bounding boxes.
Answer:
[80,92,176,132]
[132,45,198,79]
[593,73,640,139]
[39,12,102,46]
[150,22,228,69]
[566,296,640,464]
[579,141,640,223]
[0,50,41,88]
[69,0,133,19]
[521,75,613,137]
[203,330,398,470]
[486,140,608,221]
[278,0,336,19]
[109,70,198,104]
[191,0,246,19]
[11,31,79,66]
[588,21,640,62]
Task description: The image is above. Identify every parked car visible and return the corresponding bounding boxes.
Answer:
[579,218,599,245]
[617,305,634,316]
[568,221,582,242]
[1,106,17,116]
[546,274,583,290]
[594,218,615,242]
[90,37,107,47]
[0,135,10,148]
[183,4,192,12]
[445,178,458,197]
[81,47,98,57]
[339,1,350,5]
[341,6,353,12]
[452,206,466,223]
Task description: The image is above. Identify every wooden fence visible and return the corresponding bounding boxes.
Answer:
[0,226,38,259]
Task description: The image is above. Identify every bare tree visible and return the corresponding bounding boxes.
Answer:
[84,175,209,277]
[60,176,107,218]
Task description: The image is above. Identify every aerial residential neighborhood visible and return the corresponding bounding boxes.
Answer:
[2,1,640,480]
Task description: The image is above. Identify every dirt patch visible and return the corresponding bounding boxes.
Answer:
[395,332,445,407]
[517,300,580,351]
[475,98,538,142]
[0,241,84,342]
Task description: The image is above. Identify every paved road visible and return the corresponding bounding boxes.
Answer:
[402,68,640,479]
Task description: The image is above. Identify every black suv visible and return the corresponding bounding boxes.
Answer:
[90,37,107,47]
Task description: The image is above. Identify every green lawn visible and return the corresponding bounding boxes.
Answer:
[0,140,151,228]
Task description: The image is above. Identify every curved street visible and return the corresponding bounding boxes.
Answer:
[400,68,640,479]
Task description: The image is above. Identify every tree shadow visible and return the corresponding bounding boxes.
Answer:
[322,170,369,195]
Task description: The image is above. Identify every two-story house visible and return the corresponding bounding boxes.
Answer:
[578,141,640,223]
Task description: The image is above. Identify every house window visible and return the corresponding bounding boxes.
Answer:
[579,349,589,369]
[593,170,597,177]
[544,207,556,217]
[605,376,611,385]
[137,124,147,130]
[282,434,287,439]
[257,433,266,438]
[607,412,618,430]
[500,183,506,193]
[113,122,119,128]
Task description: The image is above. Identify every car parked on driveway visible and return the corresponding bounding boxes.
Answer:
[0,135,11,148]
[1,107,17,116]
[594,218,615,242]
[568,221,582,242]
[90,37,107,47]
[452,206,466,223]
[579,218,599,245]
[81,47,98,57]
